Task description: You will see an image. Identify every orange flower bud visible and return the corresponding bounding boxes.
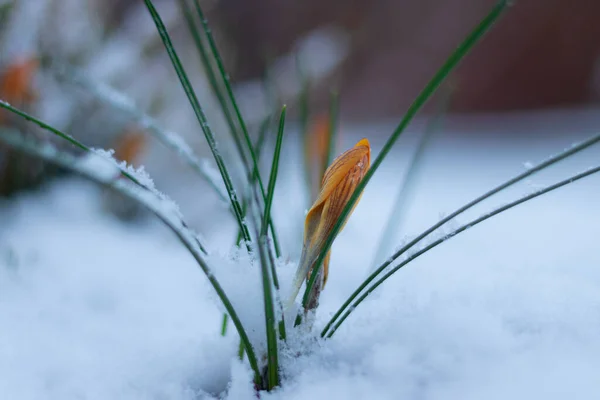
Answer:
[288,138,370,308]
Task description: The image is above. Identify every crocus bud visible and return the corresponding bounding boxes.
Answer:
[288,138,371,309]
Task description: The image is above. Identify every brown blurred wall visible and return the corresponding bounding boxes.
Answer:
[212,0,600,119]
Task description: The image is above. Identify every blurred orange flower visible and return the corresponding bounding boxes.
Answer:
[0,57,39,124]
[113,128,147,165]
[304,112,337,200]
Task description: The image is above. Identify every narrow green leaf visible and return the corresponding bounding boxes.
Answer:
[0,100,84,153]
[262,106,288,342]
[230,113,285,338]
[177,0,255,214]
[227,116,274,336]
[176,0,236,138]
[228,113,285,352]
[261,107,285,239]
[0,100,145,188]
[301,0,509,312]
[277,317,287,342]
[371,85,452,268]
[257,236,279,390]
[325,163,600,337]
[143,0,252,249]
[50,61,229,203]
[294,313,302,327]
[191,0,281,257]
[220,313,228,336]
[235,115,272,246]
[260,106,286,285]
[264,108,285,292]
[248,209,280,390]
[0,129,263,385]
[238,340,245,360]
[237,107,286,388]
[321,130,600,337]
[234,110,288,368]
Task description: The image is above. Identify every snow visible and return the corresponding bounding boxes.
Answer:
[2,111,600,399]
[76,151,122,181]
[0,182,230,399]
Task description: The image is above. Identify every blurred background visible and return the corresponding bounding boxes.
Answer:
[1,0,600,221]
[213,0,600,117]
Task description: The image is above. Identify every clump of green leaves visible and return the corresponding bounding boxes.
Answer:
[3,0,600,395]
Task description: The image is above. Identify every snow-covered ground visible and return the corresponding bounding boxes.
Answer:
[1,108,600,399]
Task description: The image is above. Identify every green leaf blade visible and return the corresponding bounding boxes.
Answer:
[325,163,600,337]
[0,129,263,385]
[190,0,282,257]
[143,0,252,249]
[321,130,600,337]
[301,0,509,312]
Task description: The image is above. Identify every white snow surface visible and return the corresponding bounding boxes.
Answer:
[2,111,600,399]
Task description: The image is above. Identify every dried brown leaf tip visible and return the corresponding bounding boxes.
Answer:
[288,138,371,308]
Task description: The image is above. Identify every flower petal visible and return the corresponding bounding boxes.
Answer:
[287,138,370,308]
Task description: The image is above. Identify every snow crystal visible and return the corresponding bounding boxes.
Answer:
[82,148,185,224]
[76,152,121,181]
[92,148,154,188]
